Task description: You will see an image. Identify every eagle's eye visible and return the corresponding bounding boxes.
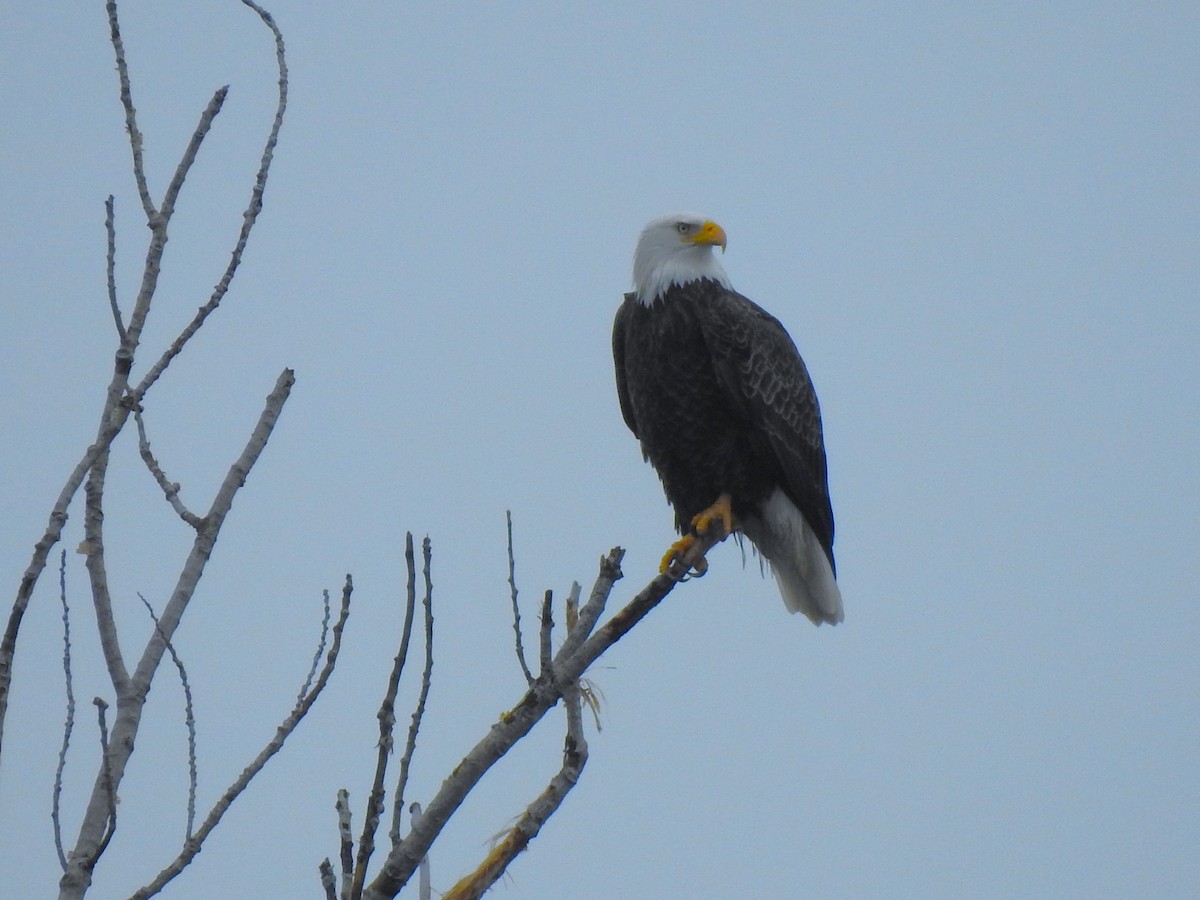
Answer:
[675,222,692,234]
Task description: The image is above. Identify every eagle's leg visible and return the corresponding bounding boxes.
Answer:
[659,493,735,580]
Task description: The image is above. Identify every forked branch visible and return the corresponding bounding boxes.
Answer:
[363,521,727,898]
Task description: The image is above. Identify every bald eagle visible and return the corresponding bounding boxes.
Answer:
[612,213,843,624]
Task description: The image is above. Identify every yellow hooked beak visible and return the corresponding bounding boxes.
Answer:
[690,220,727,252]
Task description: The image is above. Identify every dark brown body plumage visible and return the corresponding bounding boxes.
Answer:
[612,278,836,574]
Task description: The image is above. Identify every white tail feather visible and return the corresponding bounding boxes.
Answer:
[741,489,843,624]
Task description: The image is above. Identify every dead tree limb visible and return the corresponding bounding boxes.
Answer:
[362,520,727,899]
[129,578,353,900]
[0,0,288,765]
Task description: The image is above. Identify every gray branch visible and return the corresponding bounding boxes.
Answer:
[0,0,288,763]
[52,551,75,872]
[137,594,198,840]
[134,409,203,528]
[352,533,421,897]
[362,521,728,899]
[390,539,435,835]
[129,577,353,900]
[506,511,533,685]
[60,370,297,899]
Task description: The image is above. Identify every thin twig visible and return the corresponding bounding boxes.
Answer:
[53,550,75,872]
[506,511,533,685]
[138,593,198,840]
[129,576,353,900]
[93,698,117,860]
[132,0,288,402]
[134,409,203,528]
[159,86,229,223]
[353,533,420,897]
[388,535,420,845]
[105,0,155,220]
[298,589,333,704]
[392,539,434,830]
[104,196,125,342]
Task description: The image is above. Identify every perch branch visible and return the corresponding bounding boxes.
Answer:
[363,521,727,898]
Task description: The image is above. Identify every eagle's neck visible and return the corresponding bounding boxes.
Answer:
[633,248,731,306]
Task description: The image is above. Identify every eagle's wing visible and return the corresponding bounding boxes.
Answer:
[699,289,835,567]
[612,294,640,437]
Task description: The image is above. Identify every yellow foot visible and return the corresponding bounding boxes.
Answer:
[690,493,734,538]
[660,533,709,579]
[659,494,734,580]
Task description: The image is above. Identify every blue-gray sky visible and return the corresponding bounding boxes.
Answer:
[3,2,1198,897]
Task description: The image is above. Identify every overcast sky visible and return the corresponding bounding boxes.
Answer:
[3,2,1198,898]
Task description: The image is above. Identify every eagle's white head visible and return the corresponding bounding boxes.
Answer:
[632,213,732,305]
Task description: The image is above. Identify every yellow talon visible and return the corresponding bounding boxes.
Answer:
[691,493,734,538]
[660,533,697,577]
[659,494,734,580]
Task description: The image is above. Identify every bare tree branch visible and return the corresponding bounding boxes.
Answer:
[61,370,297,899]
[443,620,591,899]
[0,0,289,765]
[104,0,155,220]
[128,577,353,900]
[134,409,203,528]
[337,789,354,900]
[299,589,333,704]
[3,448,107,759]
[538,590,553,676]
[81,445,130,695]
[506,511,533,685]
[92,699,117,862]
[363,522,728,899]
[352,533,420,897]
[137,594,198,840]
[390,539,434,835]
[131,0,288,403]
[104,196,125,342]
[159,86,230,223]
[319,859,337,900]
[53,551,76,872]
